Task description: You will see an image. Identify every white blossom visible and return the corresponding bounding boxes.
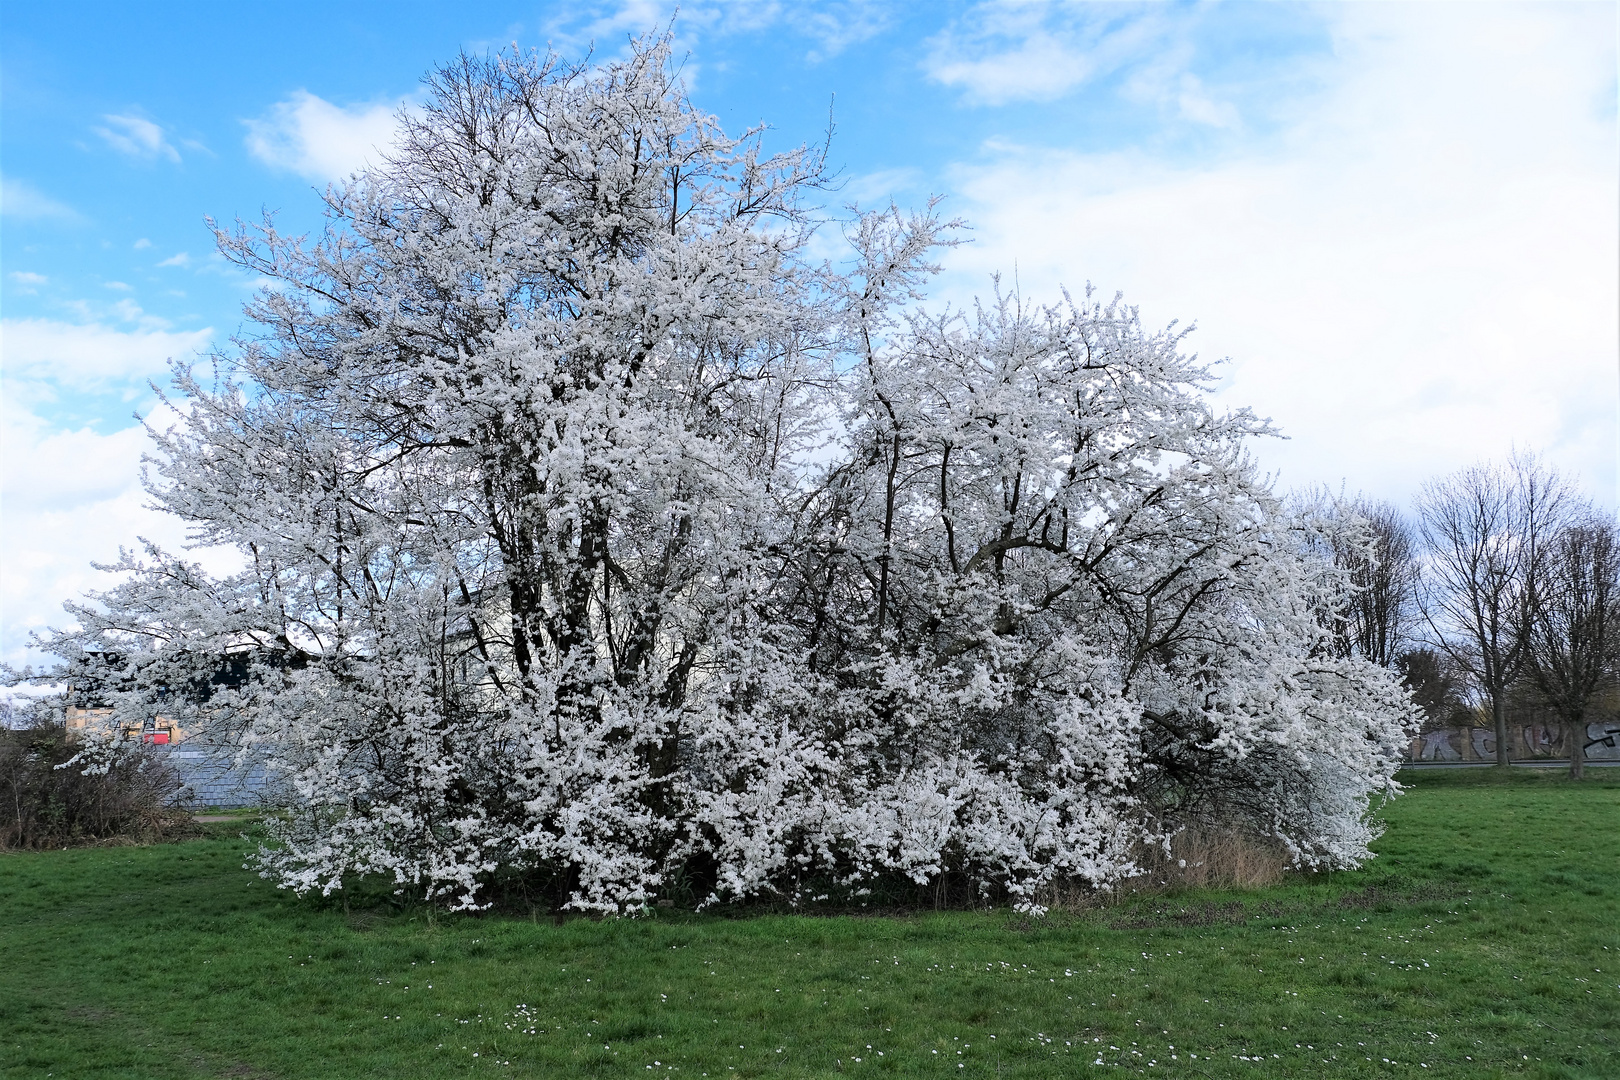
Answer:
[24,35,1414,913]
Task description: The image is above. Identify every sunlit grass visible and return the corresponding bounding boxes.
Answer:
[2,768,1615,1078]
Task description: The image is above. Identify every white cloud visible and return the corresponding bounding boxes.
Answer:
[939,4,1619,508]
[2,401,156,516]
[841,166,927,206]
[1174,74,1239,130]
[156,252,191,268]
[0,397,231,668]
[924,2,1174,104]
[0,175,84,222]
[8,272,47,293]
[244,91,403,183]
[133,238,152,250]
[551,0,673,46]
[0,321,227,667]
[541,1,889,71]
[765,1,892,62]
[93,114,181,162]
[1,318,212,391]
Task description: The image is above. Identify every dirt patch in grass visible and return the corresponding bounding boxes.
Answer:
[1107,899,1250,929]
[205,1059,279,1079]
[1333,880,1470,910]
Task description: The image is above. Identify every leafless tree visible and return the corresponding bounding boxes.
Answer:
[1415,452,1575,767]
[1395,647,1468,729]
[1341,500,1418,666]
[1525,514,1620,780]
[1299,492,1418,667]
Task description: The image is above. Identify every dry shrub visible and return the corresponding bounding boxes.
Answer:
[0,722,191,849]
[1128,827,1289,892]
[1037,826,1288,911]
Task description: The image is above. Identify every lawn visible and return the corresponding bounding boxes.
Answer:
[2,769,1615,1079]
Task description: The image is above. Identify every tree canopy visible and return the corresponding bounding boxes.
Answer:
[30,37,1414,913]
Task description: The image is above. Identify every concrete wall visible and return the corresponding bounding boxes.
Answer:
[1410,719,1620,762]
[152,746,280,809]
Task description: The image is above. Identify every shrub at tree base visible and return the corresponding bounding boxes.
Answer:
[27,36,1416,913]
[0,723,188,850]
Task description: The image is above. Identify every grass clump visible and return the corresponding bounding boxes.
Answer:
[0,767,1615,1078]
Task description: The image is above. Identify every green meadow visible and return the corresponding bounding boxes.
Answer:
[3,768,1615,1079]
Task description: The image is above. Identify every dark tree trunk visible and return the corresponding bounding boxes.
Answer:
[1492,694,1509,768]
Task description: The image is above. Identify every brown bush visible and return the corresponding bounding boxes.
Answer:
[0,722,190,849]
[1037,827,1289,911]
[1126,827,1289,891]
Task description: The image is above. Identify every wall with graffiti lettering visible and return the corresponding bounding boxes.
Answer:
[1410,719,1620,762]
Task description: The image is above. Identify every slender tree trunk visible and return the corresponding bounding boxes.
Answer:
[1569,715,1586,780]
[1492,693,1510,768]
[876,430,900,638]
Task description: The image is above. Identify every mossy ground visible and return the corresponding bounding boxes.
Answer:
[3,768,1616,1078]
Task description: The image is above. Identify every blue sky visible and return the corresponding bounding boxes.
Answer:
[3,1,1616,666]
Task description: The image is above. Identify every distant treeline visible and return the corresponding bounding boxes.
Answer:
[1307,450,1618,777]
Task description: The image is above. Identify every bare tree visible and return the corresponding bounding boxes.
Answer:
[1525,514,1620,780]
[1395,647,1468,729]
[1415,452,1574,767]
[1340,499,1418,666]
[1297,492,1417,666]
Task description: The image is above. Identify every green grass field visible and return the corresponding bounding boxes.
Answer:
[3,768,1616,1079]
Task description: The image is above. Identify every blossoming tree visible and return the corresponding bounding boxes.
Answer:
[31,37,1415,912]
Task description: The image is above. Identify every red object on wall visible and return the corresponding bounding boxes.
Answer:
[144,731,170,744]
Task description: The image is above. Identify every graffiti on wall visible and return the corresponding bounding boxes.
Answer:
[1419,729,1461,761]
[1521,723,1559,755]
[1410,719,1620,762]
[1587,721,1620,760]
